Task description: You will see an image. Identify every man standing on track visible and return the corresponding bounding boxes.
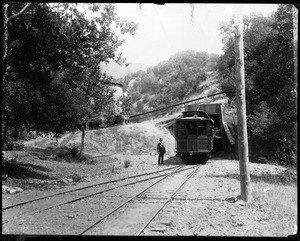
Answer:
[157,138,166,165]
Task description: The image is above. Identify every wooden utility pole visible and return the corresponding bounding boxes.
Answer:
[233,5,251,202]
[292,5,298,88]
[292,5,298,144]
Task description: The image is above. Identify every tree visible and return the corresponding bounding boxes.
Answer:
[3,2,32,63]
[2,2,32,148]
[249,4,296,165]
[217,4,296,166]
[125,49,211,114]
[3,3,72,148]
[136,100,144,113]
[56,3,137,155]
[54,69,116,155]
[2,3,138,155]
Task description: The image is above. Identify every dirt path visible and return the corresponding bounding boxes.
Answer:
[142,159,291,236]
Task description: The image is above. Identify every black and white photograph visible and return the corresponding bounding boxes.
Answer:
[2,2,297,237]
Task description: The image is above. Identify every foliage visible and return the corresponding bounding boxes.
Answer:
[124,159,131,168]
[120,96,131,116]
[56,144,97,164]
[3,3,70,148]
[124,50,218,114]
[102,101,120,127]
[136,100,145,113]
[4,140,24,152]
[247,102,276,139]
[68,172,83,182]
[216,4,296,166]
[67,144,81,158]
[2,3,137,151]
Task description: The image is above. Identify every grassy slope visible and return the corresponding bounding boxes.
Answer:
[60,122,175,156]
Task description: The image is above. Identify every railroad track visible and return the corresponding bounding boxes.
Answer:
[80,164,201,235]
[3,165,181,211]
[3,164,202,235]
[2,165,191,225]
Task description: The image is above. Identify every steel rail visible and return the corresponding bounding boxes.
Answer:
[136,165,201,235]
[173,197,224,201]
[2,165,180,211]
[3,166,192,225]
[79,165,197,235]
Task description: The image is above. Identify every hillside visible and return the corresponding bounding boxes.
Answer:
[100,61,150,79]
[122,50,220,116]
[128,70,235,126]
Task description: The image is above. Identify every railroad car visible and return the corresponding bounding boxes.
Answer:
[175,110,215,164]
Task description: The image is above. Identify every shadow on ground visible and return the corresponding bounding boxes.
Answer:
[162,150,236,166]
[162,156,204,166]
[2,162,54,180]
[211,150,236,160]
[24,146,58,156]
[163,156,184,165]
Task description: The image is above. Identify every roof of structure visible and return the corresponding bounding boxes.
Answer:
[104,81,123,87]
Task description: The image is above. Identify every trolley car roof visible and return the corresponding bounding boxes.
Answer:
[177,110,214,124]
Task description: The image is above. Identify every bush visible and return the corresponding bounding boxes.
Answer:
[68,172,82,182]
[22,131,39,141]
[56,145,97,164]
[220,78,236,101]
[56,144,80,159]
[5,140,24,151]
[124,159,130,168]
[79,154,97,165]
[68,145,80,158]
[111,164,116,173]
[247,101,276,139]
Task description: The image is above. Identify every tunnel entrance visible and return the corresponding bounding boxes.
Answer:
[209,114,223,153]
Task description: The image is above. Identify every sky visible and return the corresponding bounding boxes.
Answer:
[113,3,279,66]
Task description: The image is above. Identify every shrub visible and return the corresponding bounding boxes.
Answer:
[68,172,82,182]
[136,100,144,113]
[67,145,80,158]
[124,159,131,168]
[80,154,97,165]
[5,140,24,151]
[22,131,39,141]
[57,144,79,157]
[56,145,97,164]
[111,165,116,173]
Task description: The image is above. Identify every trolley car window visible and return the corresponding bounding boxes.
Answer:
[178,128,187,137]
[177,122,185,129]
[177,121,187,137]
[198,122,207,136]
[187,122,197,135]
